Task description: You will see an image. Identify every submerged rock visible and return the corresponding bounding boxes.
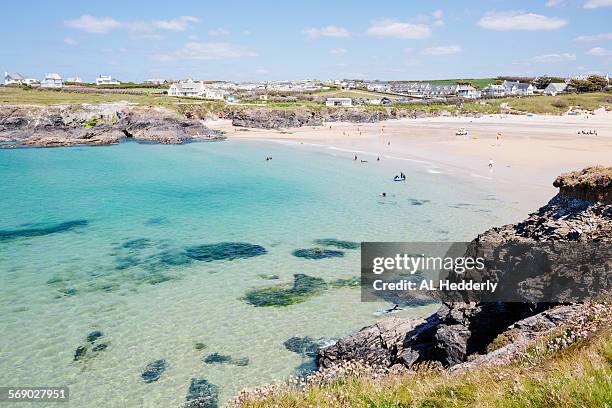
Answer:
[203,353,232,364]
[185,378,219,408]
[313,239,360,250]
[203,353,249,366]
[408,199,430,206]
[142,359,167,383]
[73,345,87,361]
[329,277,360,288]
[283,336,319,357]
[91,343,108,353]
[292,248,344,260]
[243,274,327,307]
[185,242,267,262]
[121,238,153,250]
[0,220,88,241]
[86,330,104,343]
[194,342,207,351]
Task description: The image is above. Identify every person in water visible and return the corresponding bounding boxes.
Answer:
[380,192,386,197]
[354,154,358,161]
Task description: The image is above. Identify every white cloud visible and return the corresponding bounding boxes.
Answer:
[303,26,351,39]
[477,11,567,31]
[153,16,199,31]
[176,42,258,59]
[255,68,269,74]
[432,9,444,19]
[530,53,576,62]
[64,15,121,33]
[574,32,612,42]
[545,0,564,7]
[208,28,231,36]
[64,14,199,34]
[584,0,612,8]
[422,45,462,55]
[330,48,348,54]
[587,46,611,56]
[63,37,78,45]
[366,19,432,39]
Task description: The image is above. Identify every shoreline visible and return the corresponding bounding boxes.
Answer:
[208,110,612,208]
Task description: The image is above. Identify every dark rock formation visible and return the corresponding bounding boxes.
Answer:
[185,378,219,408]
[142,359,167,383]
[319,167,611,370]
[292,248,344,259]
[185,242,267,262]
[0,104,224,148]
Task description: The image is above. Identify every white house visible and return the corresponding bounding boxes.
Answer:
[4,72,25,85]
[96,75,120,85]
[203,87,227,100]
[40,73,63,88]
[66,76,83,83]
[457,85,482,99]
[325,97,352,107]
[483,84,506,97]
[168,79,205,97]
[543,83,567,96]
[502,80,534,96]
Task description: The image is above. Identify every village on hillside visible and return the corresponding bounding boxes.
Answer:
[3,71,611,108]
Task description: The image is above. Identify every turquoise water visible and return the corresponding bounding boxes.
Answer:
[0,140,526,407]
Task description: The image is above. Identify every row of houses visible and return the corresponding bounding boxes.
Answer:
[167,79,235,102]
[4,72,126,87]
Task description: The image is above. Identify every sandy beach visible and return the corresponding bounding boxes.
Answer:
[208,110,612,205]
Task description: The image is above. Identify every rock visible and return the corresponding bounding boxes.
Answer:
[86,330,103,343]
[292,248,344,259]
[203,353,232,364]
[91,343,108,353]
[313,239,360,250]
[74,345,87,361]
[0,220,88,241]
[0,104,225,148]
[283,337,319,357]
[318,167,612,370]
[203,353,249,366]
[185,378,219,408]
[142,359,167,383]
[194,342,207,351]
[242,274,327,307]
[185,242,267,262]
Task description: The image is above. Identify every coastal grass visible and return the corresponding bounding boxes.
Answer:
[234,327,612,408]
[504,92,611,114]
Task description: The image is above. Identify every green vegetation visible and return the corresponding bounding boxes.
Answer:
[234,325,612,408]
[400,78,496,89]
[83,117,98,128]
[553,166,612,189]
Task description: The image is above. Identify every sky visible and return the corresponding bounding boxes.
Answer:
[1,0,611,82]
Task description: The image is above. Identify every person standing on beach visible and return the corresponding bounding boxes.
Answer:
[488,159,494,169]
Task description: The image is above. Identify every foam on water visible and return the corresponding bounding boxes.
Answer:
[0,140,526,407]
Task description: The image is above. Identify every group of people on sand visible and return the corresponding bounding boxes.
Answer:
[578,130,598,136]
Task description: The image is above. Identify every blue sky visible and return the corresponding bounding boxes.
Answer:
[1,0,611,81]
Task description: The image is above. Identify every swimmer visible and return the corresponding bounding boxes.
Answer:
[380,192,387,197]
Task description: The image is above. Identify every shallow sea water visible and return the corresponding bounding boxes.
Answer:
[0,140,527,407]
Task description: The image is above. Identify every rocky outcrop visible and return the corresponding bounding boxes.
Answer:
[0,104,224,148]
[319,167,611,371]
[228,107,399,129]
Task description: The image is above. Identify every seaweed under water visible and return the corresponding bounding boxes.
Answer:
[185,242,267,262]
[0,220,88,241]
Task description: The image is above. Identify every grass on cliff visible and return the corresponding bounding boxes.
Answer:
[235,327,612,408]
